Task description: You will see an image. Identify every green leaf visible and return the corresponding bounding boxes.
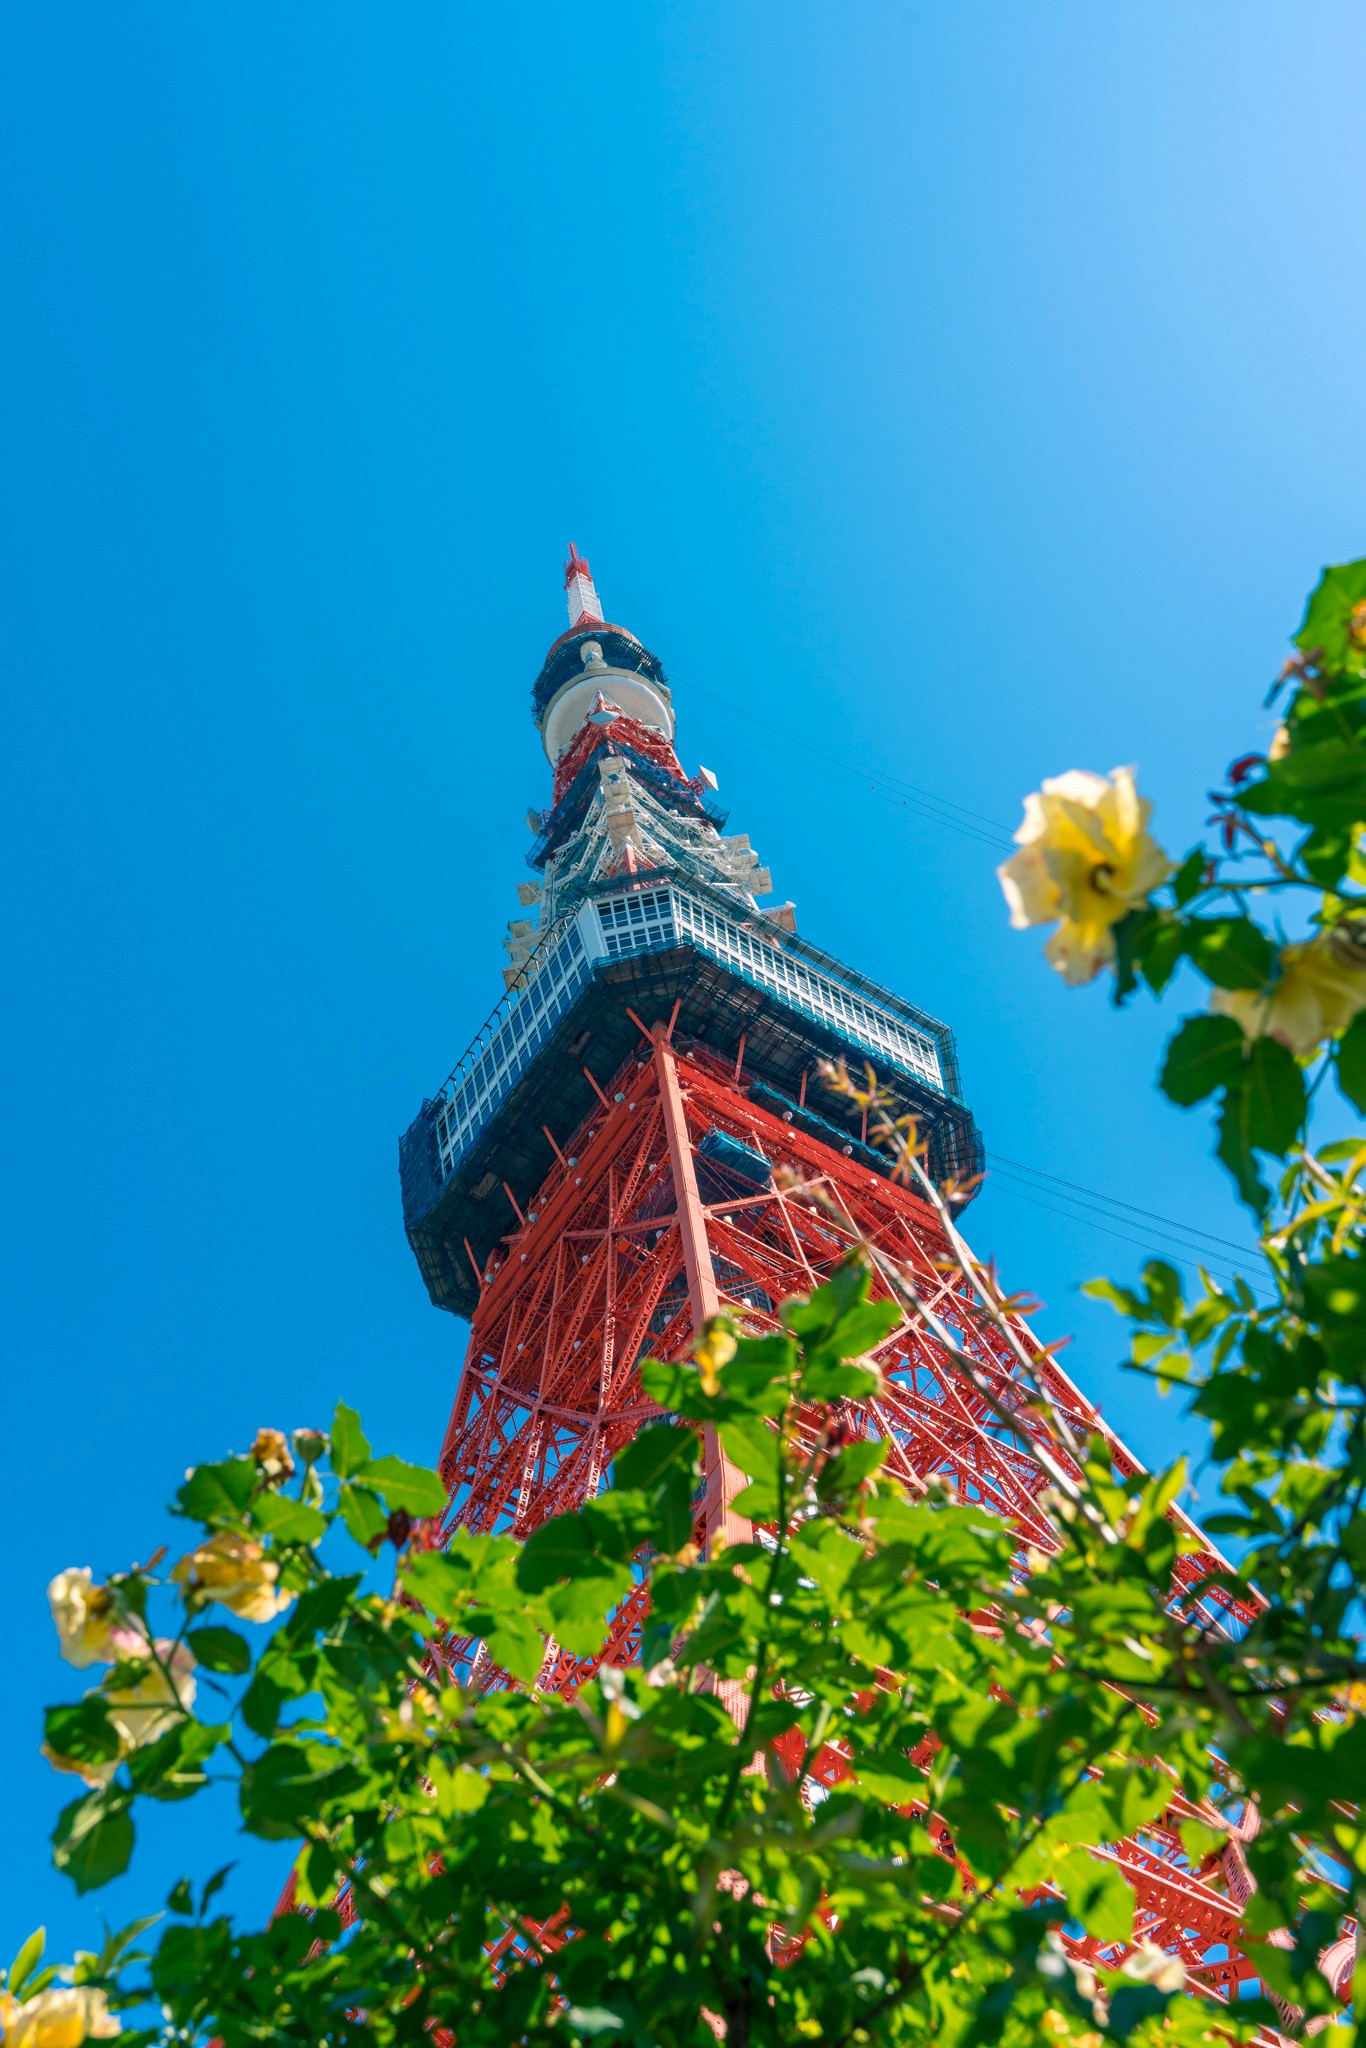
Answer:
[252,1493,328,1545]
[330,1401,371,1479]
[547,1565,633,1656]
[1337,1011,1366,1113]
[517,1512,599,1592]
[638,1357,693,1409]
[127,1719,226,1802]
[800,1359,880,1402]
[1081,1277,1143,1316]
[1052,1844,1133,1945]
[484,1613,545,1686]
[1172,847,1206,907]
[718,1416,779,1481]
[646,1464,697,1553]
[855,1752,924,1805]
[52,1792,134,1894]
[1244,1035,1307,1152]
[1216,1085,1270,1215]
[820,1297,900,1360]
[1138,918,1186,994]
[1240,737,1366,829]
[612,1422,697,1492]
[44,1699,120,1769]
[186,1626,252,1675]
[240,1668,288,1740]
[283,1574,362,1643]
[356,1455,448,1518]
[816,1439,888,1498]
[1295,556,1366,665]
[730,1477,783,1521]
[1107,1984,1175,2041]
[338,1483,389,1550]
[239,1743,360,1843]
[1185,917,1274,991]
[1159,1014,1246,1106]
[1110,906,1156,1004]
[1300,824,1353,888]
[167,1878,194,1916]
[175,1458,256,1528]
[8,1929,45,2000]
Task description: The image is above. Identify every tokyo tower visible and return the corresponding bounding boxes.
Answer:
[397,550,1268,2002]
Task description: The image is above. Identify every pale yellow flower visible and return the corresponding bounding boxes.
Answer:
[47,1570,117,1669]
[692,1317,737,1396]
[104,1641,197,1750]
[1212,927,1366,1056]
[171,1531,293,1623]
[4,1985,120,2048]
[1120,1940,1186,1994]
[998,768,1171,986]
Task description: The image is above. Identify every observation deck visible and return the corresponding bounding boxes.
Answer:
[399,877,980,1320]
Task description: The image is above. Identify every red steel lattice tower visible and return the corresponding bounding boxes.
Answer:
[397,554,1287,2010]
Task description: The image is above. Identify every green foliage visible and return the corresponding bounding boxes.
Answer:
[27,562,1366,2045]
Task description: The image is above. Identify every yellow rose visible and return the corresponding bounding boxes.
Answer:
[998,768,1171,986]
[47,1570,116,1669]
[1212,927,1366,1056]
[4,1986,120,2048]
[104,1641,197,1750]
[171,1531,293,1623]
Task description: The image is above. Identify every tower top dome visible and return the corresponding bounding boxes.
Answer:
[531,549,673,763]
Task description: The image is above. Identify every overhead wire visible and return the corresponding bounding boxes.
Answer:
[668,670,1268,1294]
[987,1153,1255,1261]
[983,1162,1262,1292]
[671,673,1019,851]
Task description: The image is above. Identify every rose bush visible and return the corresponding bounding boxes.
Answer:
[10,558,1366,2047]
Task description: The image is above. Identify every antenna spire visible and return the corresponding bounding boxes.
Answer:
[564,543,604,630]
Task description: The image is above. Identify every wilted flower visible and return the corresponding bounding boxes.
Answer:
[251,1427,295,1486]
[171,1532,293,1623]
[104,1640,197,1749]
[2,1985,120,2048]
[47,1569,117,1669]
[998,768,1171,986]
[1211,926,1366,1055]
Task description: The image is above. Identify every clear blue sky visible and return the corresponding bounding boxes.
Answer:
[4,1,1365,1961]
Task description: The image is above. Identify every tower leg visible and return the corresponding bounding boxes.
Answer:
[652,1031,750,1558]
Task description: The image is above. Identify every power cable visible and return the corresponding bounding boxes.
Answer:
[668,670,1267,1292]
[984,1167,1261,1287]
[671,674,1019,851]
[982,1179,1265,1297]
[987,1154,1255,1262]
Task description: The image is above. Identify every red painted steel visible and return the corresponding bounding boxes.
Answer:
[427,1028,1281,2006]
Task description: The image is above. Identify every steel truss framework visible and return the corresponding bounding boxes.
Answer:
[420,1022,1312,2010]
